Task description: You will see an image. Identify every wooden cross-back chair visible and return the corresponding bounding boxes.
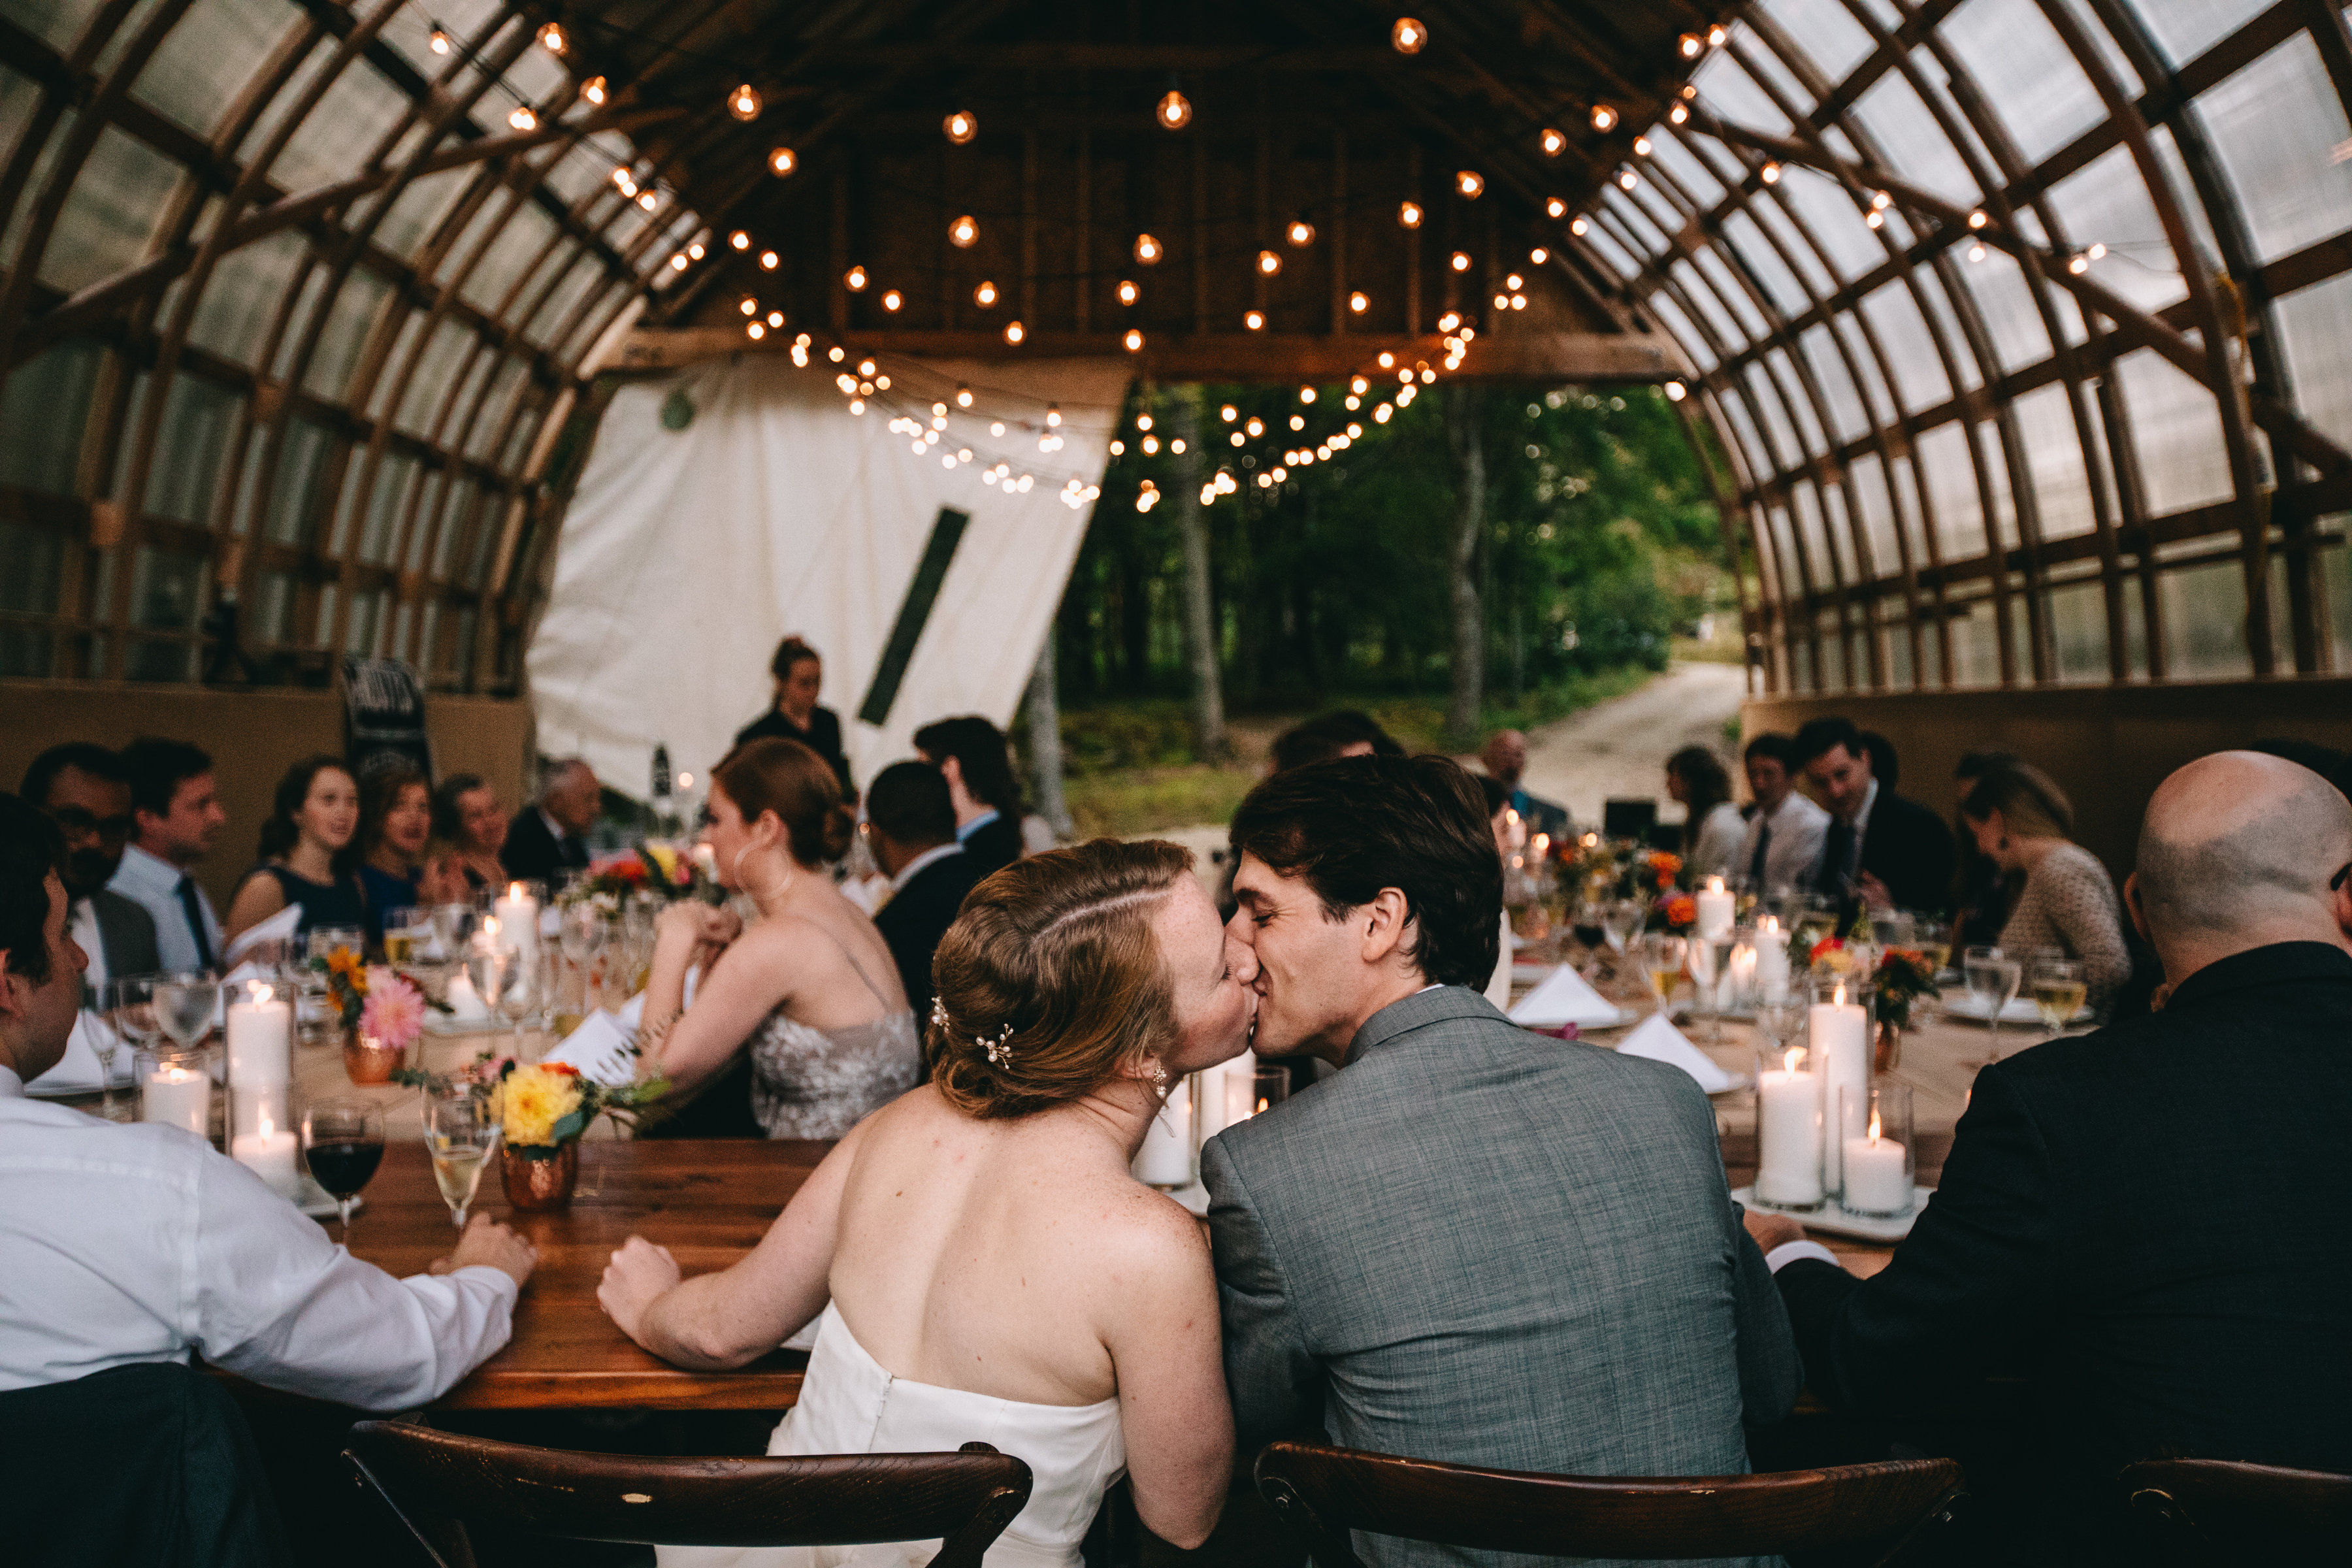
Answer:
[2123,1458,2352,1565]
[1254,1441,1965,1566]
[344,1420,1031,1568]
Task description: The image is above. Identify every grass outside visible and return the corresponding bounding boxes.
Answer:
[1058,664,1659,837]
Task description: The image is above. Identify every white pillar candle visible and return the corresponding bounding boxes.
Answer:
[1754,920,1790,1004]
[225,990,292,1090]
[1696,878,1735,941]
[1727,946,1759,1011]
[1134,1076,1195,1186]
[1753,1049,1822,1209]
[1195,1051,1258,1142]
[1223,1051,1260,1127]
[142,1064,210,1137]
[1811,985,1870,1190]
[492,883,540,968]
[445,968,489,1021]
[1841,1122,1911,1215]
[231,1104,300,1191]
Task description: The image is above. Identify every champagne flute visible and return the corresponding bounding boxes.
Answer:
[2031,956,2087,1043]
[423,1088,500,1230]
[301,1100,384,1245]
[1963,945,2024,1064]
[1639,932,1688,1020]
[467,941,529,1058]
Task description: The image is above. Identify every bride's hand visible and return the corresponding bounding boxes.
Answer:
[598,1235,682,1343]
[655,901,740,961]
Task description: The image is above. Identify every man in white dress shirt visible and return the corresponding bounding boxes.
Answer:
[1735,733,1831,896]
[0,793,538,1409]
[107,736,228,973]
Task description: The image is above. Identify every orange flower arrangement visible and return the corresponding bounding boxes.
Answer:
[1646,850,1683,890]
[1663,894,1697,928]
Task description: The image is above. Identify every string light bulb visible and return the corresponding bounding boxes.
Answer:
[429,26,451,55]
[760,250,779,269]
[1287,216,1316,247]
[1709,24,1727,44]
[730,230,751,250]
[1047,405,1061,427]
[1117,279,1139,305]
[974,279,999,306]
[747,321,766,340]
[1529,246,1548,263]
[1157,88,1192,130]
[769,147,796,177]
[1968,240,1987,263]
[1399,200,1424,228]
[1590,103,1618,133]
[1546,197,1566,218]
[1760,161,1780,184]
[1134,233,1162,265]
[1633,136,1651,156]
[730,84,762,121]
[1540,128,1565,157]
[768,311,785,328]
[1349,290,1369,313]
[956,384,974,408]
[687,242,705,261]
[881,288,903,311]
[845,265,868,291]
[1456,170,1484,199]
[1124,328,1144,351]
[1437,311,1460,331]
[1680,32,1704,57]
[943,109,977,144]
[1004,319,1024,343]
[949,214,978,248]
[508,105,537,132]
[1245,310,1266,330]
[1246,416,1264,436]
[612,166,634,192]
[740,298,757,316]
[1258,250,1282,276]
[1968,209,1989,229]
[582,76,607,106]
[1450,250,1471,272]
[537,22,566,54]
[1392,18,1426,53]
[1669,102,1688,125]
[638,189,657,210]
[1618,169,1639,190]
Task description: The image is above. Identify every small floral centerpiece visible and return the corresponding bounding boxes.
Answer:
[317,947,426,1085]
[1870,947,1940,1071]
[397,1050,666,1210]
[1643,850,1684,892]
[1648,891,1699,933]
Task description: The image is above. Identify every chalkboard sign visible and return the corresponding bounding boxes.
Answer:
[342,657,433,781]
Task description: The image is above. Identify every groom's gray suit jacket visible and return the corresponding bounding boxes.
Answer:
[1202,986,1801,1568]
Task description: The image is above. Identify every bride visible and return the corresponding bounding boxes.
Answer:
[599,840,1255,1565]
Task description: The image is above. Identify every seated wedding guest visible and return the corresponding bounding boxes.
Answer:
[1667,745,1744,879]
[430,773,508,892]
[913,715,1024,879]
[1479,727,1569,836]
[1207,755,1799,1520]
[21,744,157,996]
[862,762,981,1034]
[1477,776,1517,1011]
[1954,749,2023,945]
[354,766,463,945]
[735,635,855,797]
[1271,710,1402,775]
[1749,750,2352,1563]
[641,739,918,1140]
[224,756,367,951]
[1960,764,2131,1019]
[502,758,598,885]
[108,738,227,972]
[1736,733,1829,896]
[1795,717,1954,914]
[600,838,1253,1564]
[0,792,538,1408]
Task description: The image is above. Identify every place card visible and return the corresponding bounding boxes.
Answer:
[544,1011,642,1087]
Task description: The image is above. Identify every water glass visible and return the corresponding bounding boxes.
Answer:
[1963,945,2024,1063]
[151,972,220,1052]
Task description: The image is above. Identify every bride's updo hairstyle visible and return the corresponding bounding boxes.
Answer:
[711,738,855,865]
[931,839,1195,1119]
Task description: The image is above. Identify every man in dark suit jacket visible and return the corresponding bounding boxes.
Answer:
[913,716,1024,879]
[1207,756,1799,1567]
[21,745,161,997]
[1795,717,1953,914]
[862,762,981,1032]
[501,759,597,884]
[1747,750,2352,1563]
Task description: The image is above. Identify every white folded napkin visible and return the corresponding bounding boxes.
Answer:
[1614,1011,1737,1094]
[1509,965,1623,1028]
[224,904,302,964]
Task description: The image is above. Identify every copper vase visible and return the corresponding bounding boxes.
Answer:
[341,1032,406,1085]
[1874,1019,1904,1074]
[500,1142,579,1211]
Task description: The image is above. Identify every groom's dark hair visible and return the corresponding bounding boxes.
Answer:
[1228,754,1501,988]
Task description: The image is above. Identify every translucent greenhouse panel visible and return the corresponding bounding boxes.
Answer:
[1767,505,1805,594]
[187,225,309,369]
[1669,259,1749,355]
[1945,598,2003,687]
[263,416,335,547]
[396,319,478,436]
[1935,0,2108,166]
[1817,614,1848,692]
[1974,417,2018,557]
[359,452,419,567]
[2275,269,2352,451]
[417,600,440,676]
[1821,477,1865,581]
[1759,0,1877,80]
[0,60,38,161]
[1720,210,1811,319]
[14,0,109,52]
[2124,0,2276,67]
[1799,322,1870,444]
[1849,70,1980,208]
[124,544,208,681]
[344,585,387,657]
[137,373,243,525]
[1694,247,1771,342]
[2321,521,2352,672]
[0,340,102,498]
[1889,450,1933,568]
[2045,144,2185,316]
[1648,133,1726,209]
[521,255,604,351]
[1626,178,1686,242]
[1831,312,1898,433]
[404,470,445,572]
[431,476,475,579]
[1848,453,1903,574]
[2193,33,2352,268]
[1716,389,1776,487]
[2113,348,2232,516]
[372,167,482,265]
[461,201,561,317]
[2008,383,2096,542]
[365,311,430,425]
[1581,221,1641,284]
[1736,28,1819,116]
[1794,480,1848,585]
[1603,188,1674,261]
[466,359,529,461]
[1766,346,1830,458]
[388,600,412,662]
[2045,577,2110,683]
[132,0,299,140]
[325,446,368,557]
[2052,0,2142,96]
[264,43,412,195]
[2157,558,2251,678]
[300,268,393,400]
[1644,292,1717,374]
[2147,127,2223,290]
[1952,246,2053,374]
[1908,270,1980,395]
[1691,50,1794,137]
[41,125,181,295]
[1769,165,1882,282]
[1914,421,1987,559]
[1857,282,1953,414]
[1887,615,1914,687]
[1750,189,1837,300]
[0,518,62,676]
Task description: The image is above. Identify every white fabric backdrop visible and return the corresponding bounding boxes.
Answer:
[528,352,1130,798]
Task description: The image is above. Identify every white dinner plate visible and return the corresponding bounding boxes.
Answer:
[1942,994,2091,1026]
[1732,1184,1933,1243]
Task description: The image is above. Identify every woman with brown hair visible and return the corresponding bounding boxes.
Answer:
[354,766,466,944]
[223,755,368,948]
[734,635,853,796]
[601,838,1255,1565]
[638,738,915,1139]
[1961,762,2132,1019]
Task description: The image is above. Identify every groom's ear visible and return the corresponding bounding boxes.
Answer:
[1358,886,1413,966]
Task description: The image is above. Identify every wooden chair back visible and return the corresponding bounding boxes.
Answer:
[1254,1441,1963,1566]
[345,1420,1030,1568]
[2123,1458,2352,1564]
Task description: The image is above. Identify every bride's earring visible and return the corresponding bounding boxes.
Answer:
[1147,1058,1169,1088]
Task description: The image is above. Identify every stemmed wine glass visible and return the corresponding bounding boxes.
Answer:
[301,1101,384,1244]
[1600,899,1646,981]
[423,1088,500,1231]
[2031,956,2086,1044]
[1962,945,2024,1064]
[98,975,161,1120]
[1755,991,1806,1060]
[1687,930,1738,1043]
[466,939,531,1059]
[560,904,608,1020]
[152,972,221,1055]
[1639,932,1688,1021]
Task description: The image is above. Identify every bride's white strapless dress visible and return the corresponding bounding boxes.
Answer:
[657,1302,1127,1568]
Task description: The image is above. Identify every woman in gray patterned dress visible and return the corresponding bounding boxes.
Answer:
[641,738,917,1139]
[1961,762,2132,1021]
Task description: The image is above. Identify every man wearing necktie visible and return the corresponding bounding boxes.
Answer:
[1735,733,1829,896]
[1794,717,1955,917]
[106,738,228,973]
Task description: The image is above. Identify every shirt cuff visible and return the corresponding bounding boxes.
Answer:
[1765,1239,1841,1274]
[448,1264,523,1305]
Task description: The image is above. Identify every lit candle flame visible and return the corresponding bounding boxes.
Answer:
[509,882,525,900]
[253,982,273,1005]
[1833,982,1847,1007]
[259,1111,274,1139]
[1256,1098,1270,1115]
[1531,833,1549,858]
[483,915,500,938]
[1706,875,1724,892]
[1867,1109,1882,1144]
[1784,1046,1803,1073]
[1761,915,1779,932]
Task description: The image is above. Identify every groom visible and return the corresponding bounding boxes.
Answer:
[1203,754,1799,1565]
